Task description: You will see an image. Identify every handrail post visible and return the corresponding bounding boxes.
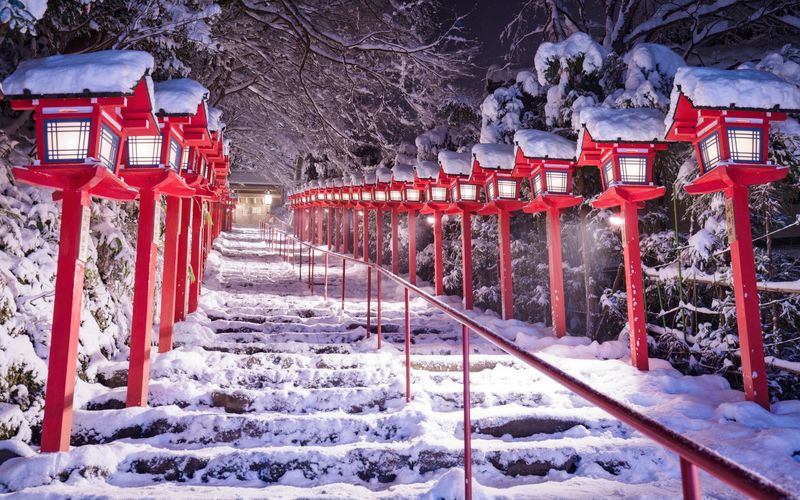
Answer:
[462,324,473,500]
[341,258,346,310]
[324,252,329,301]
[377,271,382,350]
[680,458,701,500]
[366,268,371,338]
[298,240,302,281]
[405,288,411,402]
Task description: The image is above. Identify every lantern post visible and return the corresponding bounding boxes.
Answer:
[389,167,410,274]
[359,171,377,263]
[396,164,423,284]
[665,67,800,408]
[333,179,344,252]
[324,180,334,248]
[473,144,523,320]
[1,51,157,452]
[513,130,582,337]
[418,161,448,295]
[577,107,670,371]
[374,167,394,268]
[440,151,483,310]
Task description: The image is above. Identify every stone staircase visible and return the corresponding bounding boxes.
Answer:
[0,229,686,498]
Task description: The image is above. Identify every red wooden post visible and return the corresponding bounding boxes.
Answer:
[546,207,567,337]
[680,457,701,500]
[391,209,399,274]
[327,208,333,249]
[376,209,383,267]
[174,197,192,322]
[621,200,649,371]
[366,268,372,338]
[336,208,342,252]
[353,209,360,259]
[461,212,474,310]
[433,210,444,295]
[343,208,350,254]
[158,196,181,352]
[127,190,159,407]
[188,199,203,313]
[404,288,411,402]
[461,324,473,499]
[363,209,369,263]
[726,185,770,408]
[317,206,324,245]
[408,209,417,285]
[40,190,90,452]
[497,210,514,320]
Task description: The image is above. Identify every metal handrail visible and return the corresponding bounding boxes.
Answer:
[264,224,794,500]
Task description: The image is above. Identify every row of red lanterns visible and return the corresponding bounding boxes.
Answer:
[1,50,236,452]
[288,67,800,411]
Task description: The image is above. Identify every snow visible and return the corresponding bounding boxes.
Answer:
[577,107,666,143]
[615,43,686,109]
[437,150,472,176]
[153,78,209,115]
[393,163,415,183]
[534,32,609,86]
[472,143,515,170]
[376,166,393,183]
[208,106,225,132]
[363,170,377,185]
[415,159,439,180]
[668,66,800,122]
[514,129,576,160]
[1,50,154,97]
[349,172,364,186]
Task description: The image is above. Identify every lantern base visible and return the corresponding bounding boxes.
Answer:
[445,201,484,215]
[685,165,788,195]
[120,168,194,198]
[477,199,525,216]
[421,201,451,214]
[13,165,137,201]
[592,185,665,210]
[524,194,582,213]
[400,202,424,212]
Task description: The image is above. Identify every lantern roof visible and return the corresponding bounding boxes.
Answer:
[514,129,576,160]
[364,170,377,185]
[577,107,666,144]
[392,163,415,183]
[1,50,154,99]
[415,159,439,180]
[437,150,472,176]
[376,166,393,183]
[153,79,209,115]
[668,67,800,118]
[472,143,515,170]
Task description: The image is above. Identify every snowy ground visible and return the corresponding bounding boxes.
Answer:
[0,228,798,499]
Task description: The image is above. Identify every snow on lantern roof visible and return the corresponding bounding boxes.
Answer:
[364,170,377,185]
[333,178,344,187]
[376,166,393,183]
[415,160,439,180]
[578,107,666,143]
[438,150,472,176]
[223,139,232,157]
[1,50,154,98]
[393,163,415,183]
[666,66,800,124]
[154,78,209,115]
[208,106,225,132]
[349,173,364,186]
[472,143,515,170]
[533,32,609,86]
[514,129,576,160]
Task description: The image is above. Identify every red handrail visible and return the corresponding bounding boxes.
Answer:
[266,225,793,500]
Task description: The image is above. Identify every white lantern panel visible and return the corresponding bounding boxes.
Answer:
[532,174,543,196]
[375,191,387,201]
[727,128,762,163]
[460,183,478,201]
[406,189,421,202]
[699,132,721,171]
[390,190,403,201]
[497,179,517,199]
[362,191,372,200]
[431,186,447,202]
[181,148,191,170]
[45,119,91,162]
[486,181,496,200]
[352,191,360,200]
[128,135,163,166]
[343,192,350,200]
[545,171,569,193]
[601,159,615,186]
[168,138,182,170]
[618,156,647,184]
[97,124,120,170]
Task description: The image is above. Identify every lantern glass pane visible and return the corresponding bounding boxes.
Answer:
[362,191,372,200]
[431,186,447,202]
[487,181,496,200]
[181,148,191,169]
[390,190,402,201]
[376,191,387,201]
[727,127,761,163]
[618,156,648,183]
[532,174,543,196]
[406,188,421,202]
[45,119,91,162]
[97,124,120,171]
[168,138,182,170]
[352,191,360,200]
[343,192,350,200]
[460,183,477,201]
[545,171,569,193]
[200,157,208,178]
[601,159,615,187]
[497,179,517,199]
[699,132,721,171]
[128,135,163,166]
